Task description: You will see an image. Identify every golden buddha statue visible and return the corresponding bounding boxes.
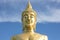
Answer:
[11,0,48,40]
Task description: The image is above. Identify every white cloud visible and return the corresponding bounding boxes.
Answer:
[0,0,60,3]
[49,0,60,3]
[0,11,21,22]
[0,16,21,22]
[37,6,60,23]
[0,0,60,23]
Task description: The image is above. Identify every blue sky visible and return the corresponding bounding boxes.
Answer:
[0,0,60,22]
[0,0,60,40]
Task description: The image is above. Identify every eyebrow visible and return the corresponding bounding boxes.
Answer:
[30,14,34,16]
[23,13,35,16]
[30,14,36,17]
[23,14,28,16]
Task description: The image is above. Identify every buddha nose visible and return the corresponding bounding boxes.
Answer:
[28,16,30,21]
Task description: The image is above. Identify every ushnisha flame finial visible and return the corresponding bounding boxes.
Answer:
[25,0,32,11]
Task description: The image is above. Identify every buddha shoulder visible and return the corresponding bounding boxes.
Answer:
[11,33,48,40]
[11,33,30,40]
[34,33,48,40]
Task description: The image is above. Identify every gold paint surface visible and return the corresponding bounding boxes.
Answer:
[11,0,48,40]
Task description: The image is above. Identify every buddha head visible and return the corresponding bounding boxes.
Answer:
[21,1,37,32]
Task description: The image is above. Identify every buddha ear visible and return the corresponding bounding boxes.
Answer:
[21,17,23,22]
[34,19,36,24]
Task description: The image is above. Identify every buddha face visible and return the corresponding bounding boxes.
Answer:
[22,12,36,26]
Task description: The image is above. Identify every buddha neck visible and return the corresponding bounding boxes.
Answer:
[24,29,34,33]
[22,24,36,34]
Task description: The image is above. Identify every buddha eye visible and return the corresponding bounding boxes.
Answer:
[25,16,28,18]
[30,16,34,18]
